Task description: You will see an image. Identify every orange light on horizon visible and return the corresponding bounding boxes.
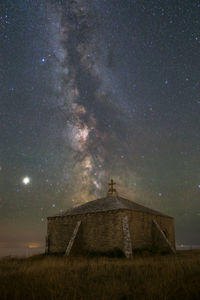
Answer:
[27,243,42,249]
[0,242,44,249]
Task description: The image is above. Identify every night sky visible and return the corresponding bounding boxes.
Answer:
[0,0,200,249]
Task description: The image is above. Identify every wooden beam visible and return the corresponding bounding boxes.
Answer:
[65,221,81,256]
[153,220,176,254]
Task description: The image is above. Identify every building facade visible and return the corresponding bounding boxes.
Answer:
[46,182,175,257]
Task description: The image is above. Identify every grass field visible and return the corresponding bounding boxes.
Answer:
[0,250,200,300]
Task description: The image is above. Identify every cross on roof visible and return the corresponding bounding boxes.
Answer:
[108,179,117,195]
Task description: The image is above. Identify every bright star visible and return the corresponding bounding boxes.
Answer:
[22,176,30,185]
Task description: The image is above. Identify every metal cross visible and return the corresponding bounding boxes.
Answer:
[108,179,116,194]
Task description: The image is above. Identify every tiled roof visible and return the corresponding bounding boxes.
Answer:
[53,195,171,218]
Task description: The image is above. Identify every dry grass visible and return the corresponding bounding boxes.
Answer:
[0,250,200,300]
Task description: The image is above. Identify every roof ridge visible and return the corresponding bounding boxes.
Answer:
[118,196,169,216]
[50,194,171,218]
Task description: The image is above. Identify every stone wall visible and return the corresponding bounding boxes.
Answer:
[154,214,175,248]
[47,210,125,254]
[47,218,76,253]
[125,210,175,251]
[47,209,175,254]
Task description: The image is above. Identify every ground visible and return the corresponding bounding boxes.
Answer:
[0,250,200,300]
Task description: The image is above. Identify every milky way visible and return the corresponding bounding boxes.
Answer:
[0,0,200,246]
[51,0,140,205]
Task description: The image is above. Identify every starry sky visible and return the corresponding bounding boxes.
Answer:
[0,0,200,248]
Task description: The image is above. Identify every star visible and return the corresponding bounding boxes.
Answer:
[22,177,30,185]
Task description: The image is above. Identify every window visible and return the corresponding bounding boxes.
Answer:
[163,230,168,238]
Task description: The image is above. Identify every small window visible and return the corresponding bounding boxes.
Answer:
[163,230,168,238]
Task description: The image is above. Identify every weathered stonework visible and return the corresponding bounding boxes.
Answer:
[122,215,132,258]
[47,210,125,254]
[125,210,175,252]
[46,197,175,256]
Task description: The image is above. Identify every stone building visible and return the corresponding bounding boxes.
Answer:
[46,180,175,257]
